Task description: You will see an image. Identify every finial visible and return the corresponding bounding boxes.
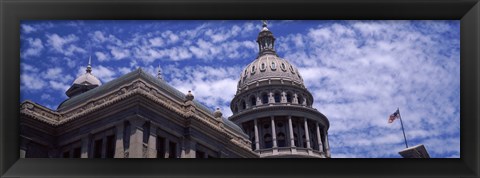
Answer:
[213,107,223,118]
[86,56,92,73]
[157,64,163,80]
[261,20,269,31]
[185,90,194,101]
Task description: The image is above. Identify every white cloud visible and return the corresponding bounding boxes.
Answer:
[108,46,130,60]
[95,51,109,61]
[49,80,70,91]
[46,33,85,56]
[21,73,46,90]
[22,38,44,58]
[277,20,460,158]
[21,24,37,34]
[94,65,117,82]
[149,37,164,47]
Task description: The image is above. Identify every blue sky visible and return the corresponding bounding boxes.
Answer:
[20,20,460,158]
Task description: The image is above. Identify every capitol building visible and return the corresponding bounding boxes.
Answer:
[19,22,331,158]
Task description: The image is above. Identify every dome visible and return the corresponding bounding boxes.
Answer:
[237,54,304,90]
[65,57,102,98]
[73,72,102,86]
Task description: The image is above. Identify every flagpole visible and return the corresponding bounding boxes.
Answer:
[398,108,409,148]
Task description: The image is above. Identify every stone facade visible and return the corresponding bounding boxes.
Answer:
[20,69,257,158]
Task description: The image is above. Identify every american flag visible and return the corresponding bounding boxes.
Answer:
[388,109,400,123]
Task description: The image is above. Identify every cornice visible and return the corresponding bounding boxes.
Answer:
[20,78,254,153]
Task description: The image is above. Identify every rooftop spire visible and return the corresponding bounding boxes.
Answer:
[262,20,269,31]
[86,56,92,73]
[157,64,163,80]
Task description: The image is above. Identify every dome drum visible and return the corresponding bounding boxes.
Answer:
[237,114,329,158]
[231,85,314,115]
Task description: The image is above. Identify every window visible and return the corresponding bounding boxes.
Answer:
[94,139,103,158]
[281,63,286,71]
[73,147,81,158]
[290,65,295,74]
[250,96,256,107]
[271,62,276,70]
[277,133,286,147]
[276,122,284,128]
[262,93,269,104]
[298,96,304,105]
[264,134,272,149]
[260,63,266,71]
[241,100,246,110]
[63,151,70,158]
[106,135,115,158]
[263,124,270,129]
[168,141,176,158]
[196,150,205,158]
[157,137,165,158]
[274,92,281,103]
[251,65,256,74]
[286,93,292,103]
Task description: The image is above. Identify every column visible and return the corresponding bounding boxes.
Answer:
[128,117,145,158]
[81,135,90,158]
[19,138,29,158]
[187,140,196,158]
[268,92,274,104]
[304,118,311,149]
[147,124,157,158]
[114,123,125,158]
[271,116,277,148]
[324,129,330,157]
[288,116,295,147]
[253,119,260,150]
[292,93,298,104]
[315,122,324,153]
[256,96,262,106]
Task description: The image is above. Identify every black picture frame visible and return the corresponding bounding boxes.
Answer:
[1,0,479,177]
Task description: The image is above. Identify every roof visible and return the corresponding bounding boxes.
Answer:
[72,72,102,86]
[56,68,247,137]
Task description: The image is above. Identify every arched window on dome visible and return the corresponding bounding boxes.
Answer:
[298,95,304,105]
[260,63,266,71]
[250,96,256,107]
[264,134,272,149]
[271,62,276,70]
[251,65,256,74]
[277,133,286,147]
[281,63,286,71]
[274,92,281,103]
[261,93,269,104]
[241,100,246,110]
[286,92,292,103]
[290,65,295,74]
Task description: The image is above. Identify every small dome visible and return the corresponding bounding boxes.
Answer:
[213,108,223,118]
[73,72,102,86]
[237,54,304,89]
